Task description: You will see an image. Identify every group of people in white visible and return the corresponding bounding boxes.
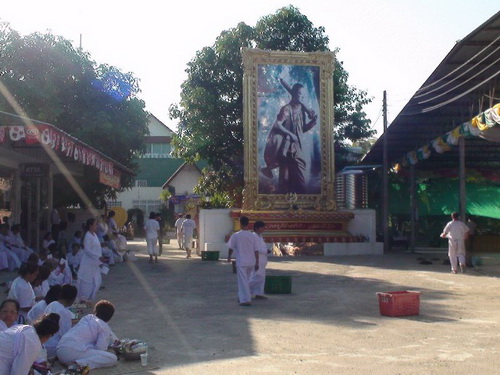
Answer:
[174,214,197,258]
[227,216,270,306]
[0,211,127,373]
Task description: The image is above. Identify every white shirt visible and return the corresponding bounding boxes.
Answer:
[181,219,196,238]
[44,301,73,358]
[51,208,61,225]
[67,251,82,268]
[174,218,185,234]
[34,280,50,299]
[108,218,118,236]
[0,320,8,332]
[253,232,268,266]
[57,314,117,352]
[443,220,469,240]
[0,325,42,375]
[27,300,48,325]
[7,277,35,320]
[78,231,103,284]
[227,230,258,267]
[144,219,160,240]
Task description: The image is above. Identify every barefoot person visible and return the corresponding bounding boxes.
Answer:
[440,212,469,273]
[78,218,105,302]
[227,216,259,306]
[57,300,119,369]
[249,221,270,300]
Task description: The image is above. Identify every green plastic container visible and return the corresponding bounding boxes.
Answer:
[264,276,292,294]
[201,251,220,261]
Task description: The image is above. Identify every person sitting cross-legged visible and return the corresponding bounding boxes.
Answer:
[56,300,119,370]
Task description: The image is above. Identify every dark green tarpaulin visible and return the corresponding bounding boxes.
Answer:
[389,180,500,219]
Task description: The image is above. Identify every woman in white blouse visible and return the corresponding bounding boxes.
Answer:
[0,299,19,331]
[7,262,39,323]
[78,218,105,302]
[0,313,59,375]
[27,284,62,325]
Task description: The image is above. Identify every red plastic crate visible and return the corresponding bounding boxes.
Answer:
[376,291,420,317]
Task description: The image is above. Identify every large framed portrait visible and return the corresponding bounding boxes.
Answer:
[242,48,336,211]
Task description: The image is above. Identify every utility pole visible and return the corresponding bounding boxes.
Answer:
[382,91,389,253]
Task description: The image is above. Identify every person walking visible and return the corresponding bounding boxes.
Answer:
[144,212,160,263]
[174,214,185,249]
[155,213,164,256]
[440,212,470,273]
[181,215,196,258]
[249,221,270,300]
[227,216,259,306]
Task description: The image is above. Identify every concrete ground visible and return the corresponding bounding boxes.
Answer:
[3,240,500,375]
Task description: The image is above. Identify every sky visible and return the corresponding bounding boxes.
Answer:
[1,1,499,136]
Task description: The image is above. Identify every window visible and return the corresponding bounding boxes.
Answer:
[106,201,122,207]
[132,200,163,214]
[142,143,172,158]
[135,180,148,188]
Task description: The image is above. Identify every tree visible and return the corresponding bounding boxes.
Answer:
[0,22,149,206]
[170,6,374,200]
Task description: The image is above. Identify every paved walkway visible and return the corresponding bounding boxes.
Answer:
[3,240,500,374]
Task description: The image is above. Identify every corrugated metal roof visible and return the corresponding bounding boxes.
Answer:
[362,11,500,170]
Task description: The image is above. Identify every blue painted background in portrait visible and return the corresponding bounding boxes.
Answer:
[257,64,321,194]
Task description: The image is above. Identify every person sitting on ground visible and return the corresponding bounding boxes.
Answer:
[44,284,78,360]
[33,263,53,299]
[27,284,62,325]
[101,235,117,265]
[42,232,55,253]
[67,243,82,277]
[0,299,20,332]
[7,262,39,323]
[48,258,72,286]
[57,300,119,369]
[0,225,21,271]
[4,224,33,263]
[70,230,83,249]
[0,313,60,374]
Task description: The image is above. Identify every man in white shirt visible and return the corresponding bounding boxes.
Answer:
[227,216,259,306]
[174,214,185,249]
[249,221,270,300]
[57,300,118,369]
[181,214,196,258]
[441,212,470,273]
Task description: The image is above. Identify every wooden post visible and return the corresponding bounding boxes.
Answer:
[410,164,416,252]
[382,91,389,253]
[459,137,466,220]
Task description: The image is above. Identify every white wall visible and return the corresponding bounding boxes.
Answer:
[116,187,162,210]
[169,164,201,196]
[324,209,383,256]
[148,116,174,137]
[199,208,383,257]
[199,208,233,258]
[343,209,377,242]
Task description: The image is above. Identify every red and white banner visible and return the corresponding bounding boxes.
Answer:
[2,125,115,177]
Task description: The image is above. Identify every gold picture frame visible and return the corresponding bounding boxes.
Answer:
[241,48,336,211]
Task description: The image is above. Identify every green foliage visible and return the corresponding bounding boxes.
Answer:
[170,6,374,199]
[0,22,149,206]
[159,189,172,202]
[198,192,234,209]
